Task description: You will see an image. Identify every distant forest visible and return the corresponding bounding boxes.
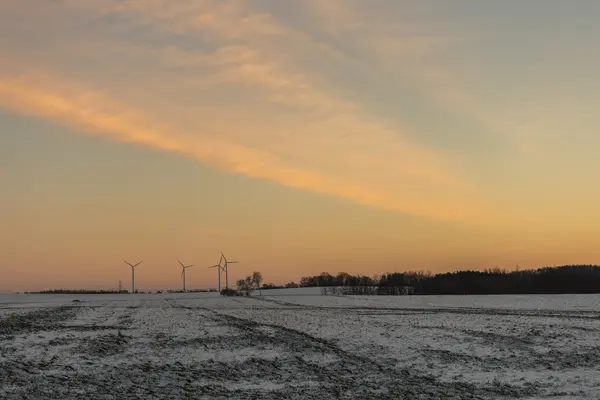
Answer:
[22,265,600,296]
[25,289,128,294]
[24,289,217,295]
[291,265,600,295]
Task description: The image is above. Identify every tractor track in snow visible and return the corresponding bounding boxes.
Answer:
[188,303,541,399]
[0,299,588,399]
[247,295,600,320]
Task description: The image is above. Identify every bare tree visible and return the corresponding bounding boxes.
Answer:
[237,277,254,296]
[252,271,263,295]
[236,278,248,294]
[244,276,253,294]
[235,272,264,296]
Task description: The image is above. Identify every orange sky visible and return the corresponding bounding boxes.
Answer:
[2,1,600,291]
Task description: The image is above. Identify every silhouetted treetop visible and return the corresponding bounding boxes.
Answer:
[298,265,600,295]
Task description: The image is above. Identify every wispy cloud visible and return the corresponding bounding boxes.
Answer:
[305,1,537,158]
[0,0,508,224]
[0,69,489,221]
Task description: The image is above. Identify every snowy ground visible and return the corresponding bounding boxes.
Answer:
[1,292,599,399]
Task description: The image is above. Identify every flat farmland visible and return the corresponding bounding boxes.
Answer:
[1,292,599,399]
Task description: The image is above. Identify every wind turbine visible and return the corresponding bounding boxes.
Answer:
[220,252,238,290]
[209,255,224,292]
[178,260,195,292]
[124,260,143,294]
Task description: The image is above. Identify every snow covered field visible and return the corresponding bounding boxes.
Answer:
[1,292,599,399]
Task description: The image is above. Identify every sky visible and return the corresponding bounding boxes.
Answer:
[2,1,600,291]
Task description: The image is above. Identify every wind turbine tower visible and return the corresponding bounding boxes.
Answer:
[178,260,195,292]
[124,260,143,294]
[220,252,238,290]
[209,256,224,292]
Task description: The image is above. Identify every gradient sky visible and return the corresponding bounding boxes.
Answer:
[2,1,600,291]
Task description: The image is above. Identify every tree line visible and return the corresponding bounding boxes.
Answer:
[25,289,127,294]
[22,265,600,296]
[293,265,600,295]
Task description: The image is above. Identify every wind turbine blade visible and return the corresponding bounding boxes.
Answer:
[134,261,143,267]
[209,265,219,268]
[187,265,195,268]
[220,252,227,262]
[228,261,238,264]
[178,260,185,267]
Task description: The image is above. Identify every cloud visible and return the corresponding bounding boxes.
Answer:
[0,0,510,224]
[0,68,495,223]
[304,0,535,158]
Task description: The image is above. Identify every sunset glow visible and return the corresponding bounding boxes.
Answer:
[2,1,600,291]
